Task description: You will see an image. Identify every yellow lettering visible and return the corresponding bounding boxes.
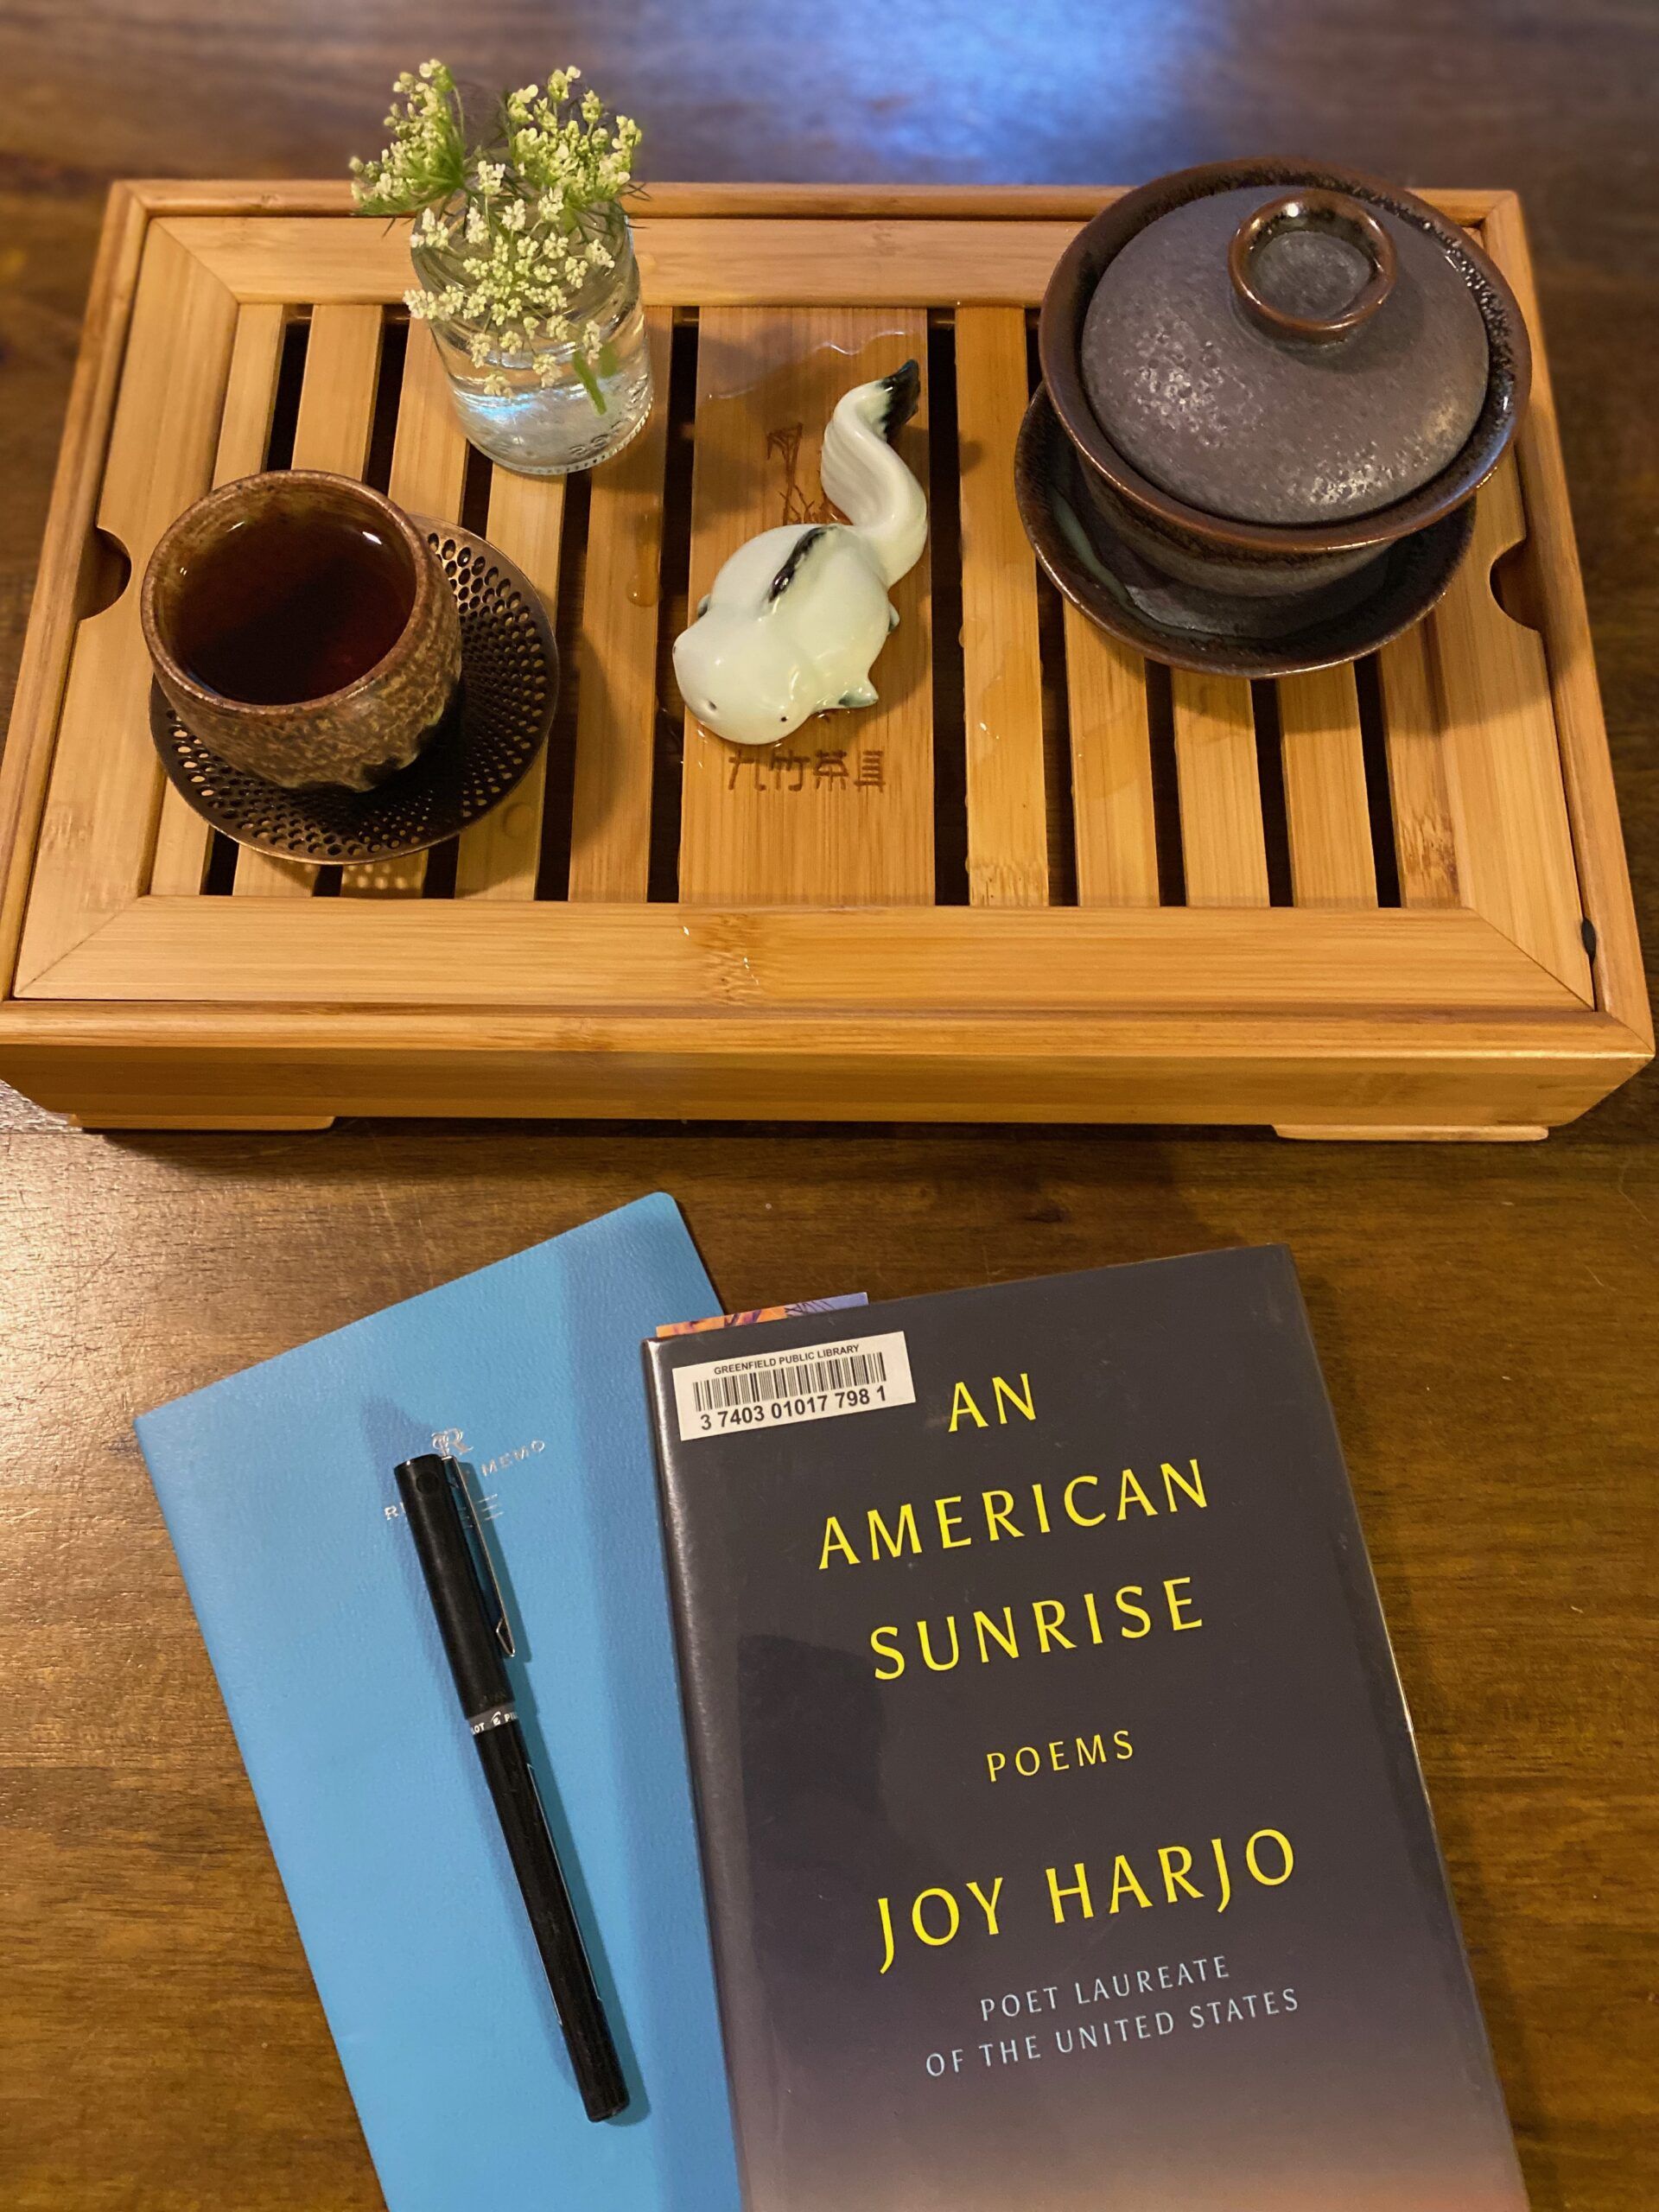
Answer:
[1161,1457,1207,1510]
[1033,1599,1075,1654]
[1064,1474,1105,1527]
[1076,1732,1108,1768]
[974,1607,1020,1663]
[1164,1576,1203,1631]
[983,1490,1022,1541]
[992,1373,1036,1425]
[1109,1854,1153,1912]
[877,1895,896,1974]
[1031,1483,1052,1533]
[966,1878,1004,1935]
[936,1496,970,1549]
[870,1625,906,1681]
[1047,1862,1095,1923]
[912,1889,961,1947]
[1083,1590,1105,1644]
[1158,1846,1203,1903]
[819,1515,859,1569]
[918,1617,961,1673]
[868,1501,921,1560]
[1210,1836,1233,1914]
[986,1751,1007,1783]
[949,1384,988,1433]
[1114,1730,1134,1760]
[1246,1829,1295,1887]
[1117,1468,1157,1519]
[1116,1585,1152,1637]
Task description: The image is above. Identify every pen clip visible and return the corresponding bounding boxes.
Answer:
[447,1458,517,1659]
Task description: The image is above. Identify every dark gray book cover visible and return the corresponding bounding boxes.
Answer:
[646,1246,1527,2212]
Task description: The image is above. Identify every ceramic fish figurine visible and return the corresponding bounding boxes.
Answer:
[673,361,926,746]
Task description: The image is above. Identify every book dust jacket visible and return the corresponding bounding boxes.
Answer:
[647,1245,1527,2212]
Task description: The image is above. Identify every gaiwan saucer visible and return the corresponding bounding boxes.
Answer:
[1014,385,1476,680]
[149,520,557,866]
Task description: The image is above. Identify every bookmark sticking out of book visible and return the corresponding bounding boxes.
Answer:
[657,1292,868,1337]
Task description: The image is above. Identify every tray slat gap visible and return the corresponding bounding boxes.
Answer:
[459,441,494,537]
[645,313,702,903]
[1249,683,1295,907]
[360,314,410,495]
[533,471,594,900]
[260,312,309,471]
[925,312,968,906]
[1035,576,1077,906]
[1352,655,1403,907]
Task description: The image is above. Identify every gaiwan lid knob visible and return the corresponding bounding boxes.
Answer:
[1080,182,1491,527]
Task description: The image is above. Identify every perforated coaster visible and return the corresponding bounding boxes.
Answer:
[149,520,558,865]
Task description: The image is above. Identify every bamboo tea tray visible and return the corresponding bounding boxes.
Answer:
[0,183,1648,1134]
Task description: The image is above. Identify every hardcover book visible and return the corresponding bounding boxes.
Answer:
[646,1245,1527,2212]
[136,1195,741,2212]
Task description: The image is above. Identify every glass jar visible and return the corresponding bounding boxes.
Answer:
[415,203,652,477]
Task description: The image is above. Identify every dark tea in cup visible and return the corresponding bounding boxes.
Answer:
[143,472,461,792]
[173,507,416,707]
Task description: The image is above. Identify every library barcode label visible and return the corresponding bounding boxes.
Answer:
[673,1332,915,1440]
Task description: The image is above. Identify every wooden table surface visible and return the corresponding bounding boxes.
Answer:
[2,5,1655,2208]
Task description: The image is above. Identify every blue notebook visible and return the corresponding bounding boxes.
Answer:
[134,1195,741,2212]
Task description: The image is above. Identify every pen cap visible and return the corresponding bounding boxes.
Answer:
[395,1455,513,1719]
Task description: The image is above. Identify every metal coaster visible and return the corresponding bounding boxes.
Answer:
[149,519,558,865]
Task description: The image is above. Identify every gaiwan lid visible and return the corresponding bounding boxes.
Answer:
[1081,184,1491,527]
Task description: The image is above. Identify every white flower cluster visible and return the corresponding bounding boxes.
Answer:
[502,70,643,213]
[348,60,467,218]
[350,60,641,397]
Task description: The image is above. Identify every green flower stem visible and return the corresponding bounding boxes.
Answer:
[572,351,607,412]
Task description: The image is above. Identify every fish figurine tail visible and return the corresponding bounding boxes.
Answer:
[819,362,928,588]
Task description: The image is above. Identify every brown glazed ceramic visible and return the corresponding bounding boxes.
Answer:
[1014,381,1476,679]
[1037,156,1530,604]
[142,472,462,792]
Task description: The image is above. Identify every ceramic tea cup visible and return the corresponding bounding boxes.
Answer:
[142,472,461,791]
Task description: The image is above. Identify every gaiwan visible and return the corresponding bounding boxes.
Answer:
[673,362,926,747]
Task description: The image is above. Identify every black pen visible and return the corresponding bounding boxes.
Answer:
[394,1452,629,2122]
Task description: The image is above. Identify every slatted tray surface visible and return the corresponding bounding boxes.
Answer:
[0,185,1648,1132]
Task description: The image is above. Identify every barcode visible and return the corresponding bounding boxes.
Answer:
[672,1332,915,1440]
[692,1347,889,1413]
